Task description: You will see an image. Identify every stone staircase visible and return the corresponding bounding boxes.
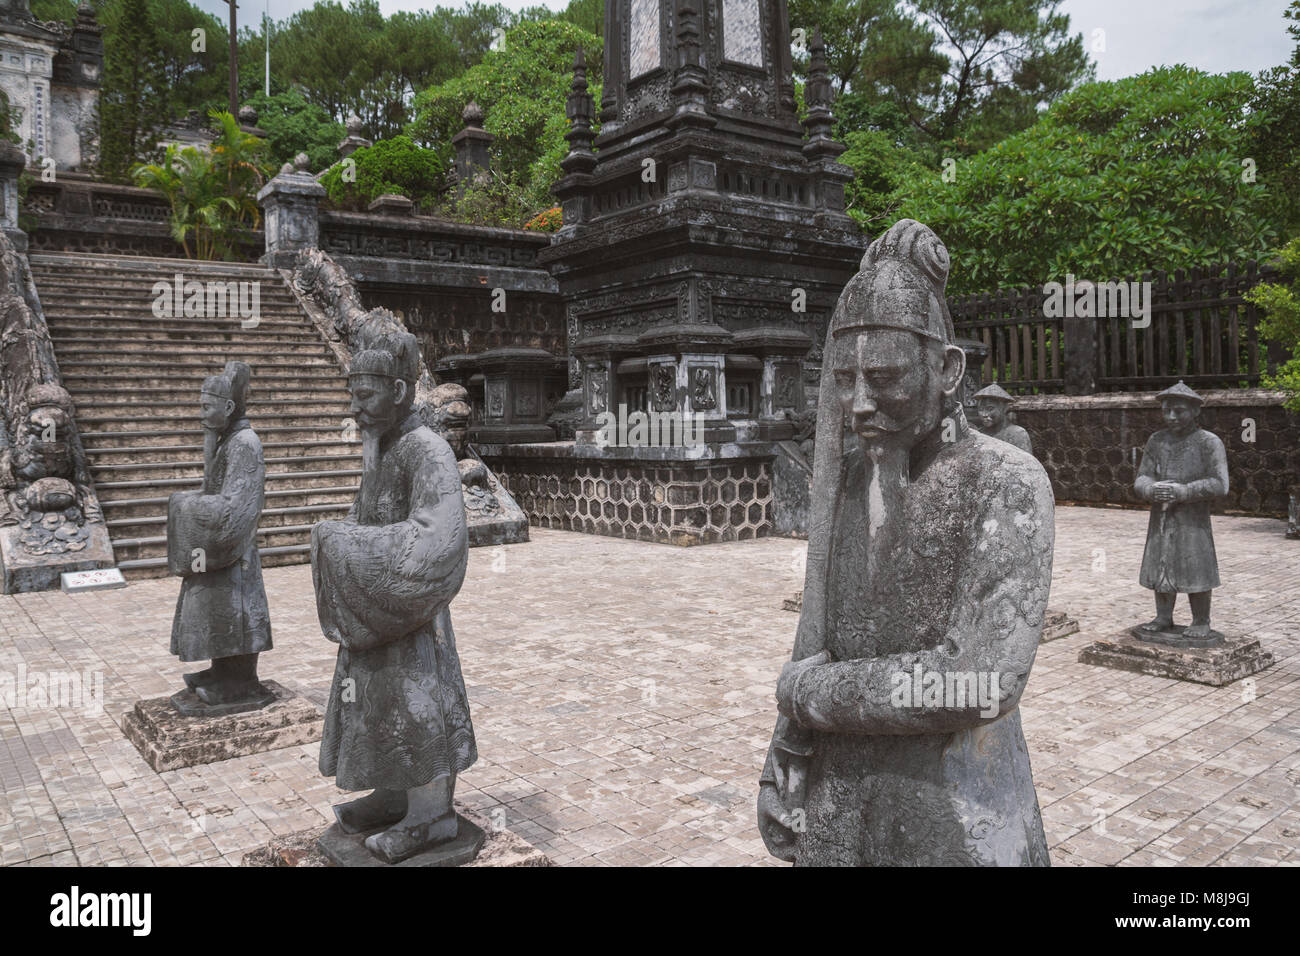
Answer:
[29,252,361,579]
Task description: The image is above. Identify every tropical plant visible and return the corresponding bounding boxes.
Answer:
[1245,238,1300,412]
[207,110,271,228]
[132,145,240,260]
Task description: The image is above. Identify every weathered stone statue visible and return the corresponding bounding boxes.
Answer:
[166,361,273,712]
[311,331,478,864]
[972,382,1032,454]
[756,219,1054,866]
[1133,381,1228,646]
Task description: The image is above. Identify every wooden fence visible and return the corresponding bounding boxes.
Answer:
[949,261,1281,394]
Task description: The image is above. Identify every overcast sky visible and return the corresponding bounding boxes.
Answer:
[200,0,1296,82]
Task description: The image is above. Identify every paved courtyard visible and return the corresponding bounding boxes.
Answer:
[1,505,1297,867]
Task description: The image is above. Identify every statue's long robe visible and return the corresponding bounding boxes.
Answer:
[312,413,475,792]
[168,419,271,662]
[1135,428,1227,593]
[763,419,1054,866]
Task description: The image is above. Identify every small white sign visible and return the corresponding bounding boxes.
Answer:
[60,567,127,593]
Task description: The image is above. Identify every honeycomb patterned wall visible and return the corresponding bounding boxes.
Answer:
[490,457,775,545]
[1018,396,1299,516]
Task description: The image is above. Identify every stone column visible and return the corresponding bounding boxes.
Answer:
[451,102,493,197]
[573,333,637,442]
[1063,313,1097,395]
[637,323,736,444]
[0,140,28,250]
[256,154,325,268]
[734,326,812,440]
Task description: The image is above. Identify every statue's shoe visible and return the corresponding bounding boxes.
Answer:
[364,813,459,864]
[1137,618,1175,633]
[182,667,215,690]
[1182,624,1213,639]
[195,678,267,707]
[333,790,408,834]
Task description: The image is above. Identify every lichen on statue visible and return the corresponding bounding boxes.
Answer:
[757,219,1055,867]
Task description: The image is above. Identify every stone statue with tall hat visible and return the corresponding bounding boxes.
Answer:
[166,360,274,713]
[756,219,1055,866]
[971,382,1033,454]
[311,330,482,866]
[1133,380,1228,646]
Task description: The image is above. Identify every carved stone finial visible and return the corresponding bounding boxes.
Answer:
[801,28,842,161]
[346,112,363,136]
[238,104,258,126]
[462,101,484,128]
[293,152,310,173]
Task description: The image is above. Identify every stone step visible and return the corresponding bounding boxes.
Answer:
[49,327,328,345]
[111,523,321,565]
[90,453,362,482]
[118,543,312,580]
[63,396,350,416]
[45,311,312,329]
[36,281,296,296]
[78,414,351,432]
[101,484,357,520]
[54,343,333,362]
[62,371,346,390]
[85,439,360,462]
[30,251,280,270]
[37,287,301,304]
[107,501,351,534]
[41,304,304,321]
[58,356,339,375]
[94,468,363,498]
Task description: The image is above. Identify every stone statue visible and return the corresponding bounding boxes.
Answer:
[756,219,1055,866]
[311,331,477,864]
[971,382,1032,454]
[166,361,273,711]
[1133,380,1228,646]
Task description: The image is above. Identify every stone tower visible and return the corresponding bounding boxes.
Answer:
[539,0,864,445]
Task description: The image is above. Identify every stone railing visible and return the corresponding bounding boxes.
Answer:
[24,171,263,260]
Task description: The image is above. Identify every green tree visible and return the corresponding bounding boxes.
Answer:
[244,89,344,172]
[888,67,1279,295]
[30,0,76,21]
[98,0,170,180]
[1249,2,1300,237]
[133,144,240,260]
[318,134,446,210]
[407,19,601,218]
[1245,238,1300,412]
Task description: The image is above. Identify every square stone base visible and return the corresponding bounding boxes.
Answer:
[240,805,552,867]
[316,815,486,867]
[1041,610,1081,642]
[1078,629,1274,686]
[122,680,322,772]
[1,520,115,594]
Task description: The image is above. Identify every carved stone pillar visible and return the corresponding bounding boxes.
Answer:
[257,154,326,268]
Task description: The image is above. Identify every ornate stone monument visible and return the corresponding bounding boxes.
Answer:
[122,362,321,770]
[757,220,1055,866]
[1079,382,1274,684]
[971,382,1032,454]
[311,332,485,866]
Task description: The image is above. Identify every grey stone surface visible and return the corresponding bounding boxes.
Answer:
[165,361,274,710]
[757,220,1054,866]
[316,815,485,867]
[120,680,323,772]
[1078,629,1273,686]
[312,331,482,865]
[972,382,1033,455]
[1132,381,1229,648]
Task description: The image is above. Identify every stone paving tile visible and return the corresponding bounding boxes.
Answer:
[0,506,1296,866]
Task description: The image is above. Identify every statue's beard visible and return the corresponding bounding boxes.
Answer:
[203,426,220,478]
[358,413,398,515]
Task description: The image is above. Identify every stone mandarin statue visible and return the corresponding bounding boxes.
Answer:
[756,220,1055,866]
[972,382,1033,455]
[311,331,477,864]
[167,361,273,710]
[1133,381,1228,646]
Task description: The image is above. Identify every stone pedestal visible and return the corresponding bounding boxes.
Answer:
[240,805,552,867]
[1078,628,1274,686]
[0,519,115,594]
[257,159,326,269]
[316,815,485,868]
[1040,610,1081,642]
[122,680,322,772]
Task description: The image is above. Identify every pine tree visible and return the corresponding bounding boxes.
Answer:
[98,0,169,181]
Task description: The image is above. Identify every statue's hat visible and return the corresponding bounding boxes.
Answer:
[972,382,1015,403]
[1155,380,1203,406]
[350,331,419,384]
[201,361,251,404]
[829,219,954,345]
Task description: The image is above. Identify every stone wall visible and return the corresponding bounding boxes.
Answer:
[1014,389,1299,516]
[482,443,775,545]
